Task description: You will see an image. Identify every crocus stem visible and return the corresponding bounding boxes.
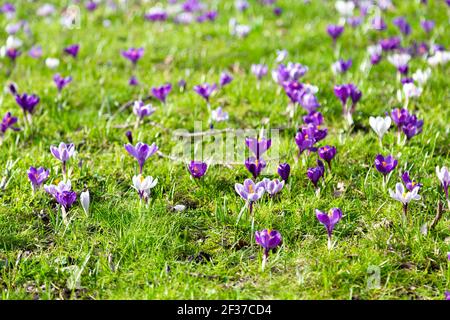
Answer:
[379,137,383,148]
[61,206,68,226]
[327,235,333,250]
[249,201,253,215]
[402,203,408,220]
[262,251,268,271]
[62,161,67,177]
[382,175,386,190]
[397,128,402,145]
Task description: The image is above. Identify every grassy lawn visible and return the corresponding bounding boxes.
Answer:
[0,0,449,300]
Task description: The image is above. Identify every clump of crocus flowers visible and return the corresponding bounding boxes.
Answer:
[255,229,282,271]
[333,83,362,126]
[390,108,423,143]
[316,208,343,250]
[44,180,77,225]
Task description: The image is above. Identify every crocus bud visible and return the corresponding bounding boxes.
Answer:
[125,130,133,144]
[80,190,90,216]
[9,83,17,95]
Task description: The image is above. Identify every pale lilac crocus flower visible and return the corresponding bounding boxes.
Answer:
[50,142,75,175]
[235,178,265,215]
[262,178,284,196]
[389,182,421,219]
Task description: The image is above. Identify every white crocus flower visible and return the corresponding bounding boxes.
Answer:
[389,182,421,206]
[403,82,422,99]
[6,35,22,49]
[132,174,158,201]
[80,190,90,216]
[436,166,450,186]
[387,53,411,68]
[45,57,60,69]
[275,49,287,63]
[412,68,431,87]
[211,106,229,123]
[427,51,450,67]
[335,0,354,17]
[369,116,391,144]
[367,44,382,56]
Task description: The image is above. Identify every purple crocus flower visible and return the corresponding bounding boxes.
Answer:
[29,45,42,59]
[334,83,361,118]
[273,7,282,16]
[151,83,172,103]
[133,101,156,120]
[255,229,282,269]
[121,47,144,65]
[379,37,401,51]
[197,11,218,22]
[245,157,266,179]
[334,84,350,107]
[219,72,233,87]
[347,16,362,28]
[277,163,291,182]
[391,108,410,128]
[14,93,40,114]
[245,137,272,159]
[6,47,21,61]
[307,160,325,188]
[262,178,284,196]
[56,190,77,210]
[144,8,168,22]
[27,166,50,192]
[53,74,72,92]
[393,17,411,36]
[251,64,268,80]
[64,44,79,58]
[50,142,75,175]
[86,1,98,11]
[188,161,207,178]
[178,79,187,90]
[372,16,387,31]
[316,208,342,249]
[402,115,423,140]
[445,291,450,300]
[327,24,344,42]
[420,20,434,33]
[235,178,265,214]
[318,146,337,169]
[303,111,324,126]
[286,62,308,80]
[332,59,352,74]
[295,127,319,154]
[124,142,158,174]
[374,154,398,176]
[1,112,19,135]
[299,92,320,113]
[401,77,414,84]
[193,83,217,102]
[401,171,421,192]
[129,76,139,86]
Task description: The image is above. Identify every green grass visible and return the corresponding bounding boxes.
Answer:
[0,0,449,300]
